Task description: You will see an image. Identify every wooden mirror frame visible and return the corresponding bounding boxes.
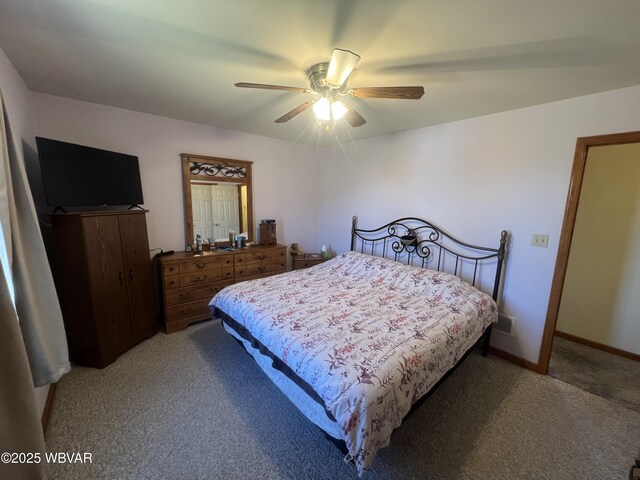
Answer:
[181,153,254,246]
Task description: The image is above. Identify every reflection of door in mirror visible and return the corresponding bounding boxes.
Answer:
[192,184,241,241]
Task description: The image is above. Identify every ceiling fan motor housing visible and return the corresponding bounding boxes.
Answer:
[309,62,346,96]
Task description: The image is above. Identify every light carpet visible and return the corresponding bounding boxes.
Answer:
[549,335,640,413]
[45,320,640,479]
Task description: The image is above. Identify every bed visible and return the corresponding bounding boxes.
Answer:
[210,216,508,476]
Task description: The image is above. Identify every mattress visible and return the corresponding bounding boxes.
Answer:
[211,251,497,475]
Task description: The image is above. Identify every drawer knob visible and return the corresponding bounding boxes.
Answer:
[196,263,206,269]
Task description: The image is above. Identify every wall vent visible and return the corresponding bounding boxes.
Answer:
[495,313,517,336]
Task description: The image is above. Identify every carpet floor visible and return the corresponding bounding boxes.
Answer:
[549,336,640,413]
[45,320,640,479]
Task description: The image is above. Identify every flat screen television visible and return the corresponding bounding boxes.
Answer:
[36,137,144,208]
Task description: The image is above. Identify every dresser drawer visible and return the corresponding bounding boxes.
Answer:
[164,255,233,275]
[235,259,286,278]
[164,274,180,290]
[166,281,233,306]
[296,259,324,269]
[180,267,234,287]
[197,281,233,301]
[179,257,223,273]
[162,262,180,276]
[180,255,233,272]
[244,248,285,264]
[236,268,286,282]
[166,299,210,323]
[166,286,200,306]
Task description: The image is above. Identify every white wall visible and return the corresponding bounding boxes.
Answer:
[0,47,49,417]
[556,143,640,354]
[0,48,31,143]
[317,85,640,364]
[30,93,322,256]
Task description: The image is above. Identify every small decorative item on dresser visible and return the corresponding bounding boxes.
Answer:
[290,243,299,255]
[259,222,276,246]
[195,233,203,253]
[321,245,332,259]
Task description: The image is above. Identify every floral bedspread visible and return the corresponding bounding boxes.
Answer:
[211,251,497,475]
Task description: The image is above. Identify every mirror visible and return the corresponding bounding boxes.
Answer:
[181,153,254,246]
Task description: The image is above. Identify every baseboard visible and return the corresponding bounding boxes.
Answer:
[41,383,56,433]
[488,346,538,371]
[555,330,640,363]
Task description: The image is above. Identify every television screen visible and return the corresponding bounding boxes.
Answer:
[36,137,144,208]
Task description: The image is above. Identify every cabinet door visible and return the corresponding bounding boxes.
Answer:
[118,213,156,339]
[81,215,131,363]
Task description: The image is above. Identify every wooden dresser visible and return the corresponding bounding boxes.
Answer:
[291,252,327,270]
[159,244,286,333]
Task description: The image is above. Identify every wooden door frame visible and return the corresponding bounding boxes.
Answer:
[537,130,640,374]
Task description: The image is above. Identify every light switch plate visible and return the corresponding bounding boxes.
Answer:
[531,233,549,248]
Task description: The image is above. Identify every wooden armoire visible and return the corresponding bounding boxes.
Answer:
[47,210,156,368]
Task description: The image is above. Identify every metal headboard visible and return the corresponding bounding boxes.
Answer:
[350,216,508,301]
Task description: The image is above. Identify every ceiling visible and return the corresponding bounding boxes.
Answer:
[1,0,640,146]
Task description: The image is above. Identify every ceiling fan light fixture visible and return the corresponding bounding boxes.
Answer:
[313,98,349,121]
[331,100,348,120]
[313,97,331,121]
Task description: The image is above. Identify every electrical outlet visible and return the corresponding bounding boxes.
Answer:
[531,233,549,248]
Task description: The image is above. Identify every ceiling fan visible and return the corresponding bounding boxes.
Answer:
[235,49,425,127]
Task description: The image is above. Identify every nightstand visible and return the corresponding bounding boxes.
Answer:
[291,252,326,270]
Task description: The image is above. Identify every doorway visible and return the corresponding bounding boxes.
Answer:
[537,132,640,384]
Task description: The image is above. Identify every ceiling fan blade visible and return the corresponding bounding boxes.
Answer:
[235,82,311,93]
[349,86,425,100]
[344,108,366,127]
[325,48,361,87]
[274,101,316,123]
